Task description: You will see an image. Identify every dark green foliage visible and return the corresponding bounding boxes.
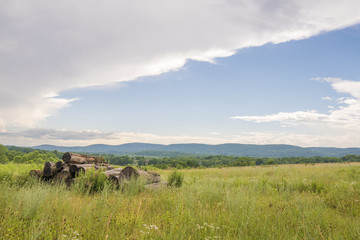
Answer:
[342,155,360,162]
[1,146,61,164]
[265,159,275,165]
[106,155,134,165]
[131,150,194,157]
[167,171,184,188]
[128,154,360,169]
[0,144,9,163]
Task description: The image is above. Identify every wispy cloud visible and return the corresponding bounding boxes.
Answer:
[232,78,360,129]
[229,131,360,147]
[1,1,360,128]
[322,97,332,101]
[232,110,329,126]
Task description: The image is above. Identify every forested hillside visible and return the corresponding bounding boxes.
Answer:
[33,143,360,157]
[0,145,61,164]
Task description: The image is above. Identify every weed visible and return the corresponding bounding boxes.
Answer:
[167,170,184,188]
[72,168,109,194]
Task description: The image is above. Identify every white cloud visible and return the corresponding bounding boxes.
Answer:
[0,95,77,129]
[232,110,328,125]
[232,78,360,130]
[318,77,360,98]
[229,131,360,147]
[322,97,332,101]
[1,0,360,128]
[210,132,221,135]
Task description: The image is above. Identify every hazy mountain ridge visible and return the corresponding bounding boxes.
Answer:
[32,143,360,158]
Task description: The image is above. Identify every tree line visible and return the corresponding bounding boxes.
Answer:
[92,152,360,169]
[0,145,61,164]
[1,144,360,168]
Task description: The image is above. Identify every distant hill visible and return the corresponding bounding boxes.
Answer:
[32,143,360,158]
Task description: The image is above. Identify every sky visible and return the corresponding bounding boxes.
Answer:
[1,0,360,147]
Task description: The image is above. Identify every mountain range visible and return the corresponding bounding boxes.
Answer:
[32,143,360,158]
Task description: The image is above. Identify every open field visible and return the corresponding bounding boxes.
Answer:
[1,163,360,239]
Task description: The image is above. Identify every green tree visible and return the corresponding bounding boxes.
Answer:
[14,155,23,163]
[0,144,9,163]
[265,159,275,165]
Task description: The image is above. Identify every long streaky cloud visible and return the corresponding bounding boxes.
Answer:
[1,0,360,128]
[232,78,360,129]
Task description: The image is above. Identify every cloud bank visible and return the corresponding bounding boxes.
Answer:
[1,0,360,128]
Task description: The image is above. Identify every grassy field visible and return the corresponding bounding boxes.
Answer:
[1,163,360,239]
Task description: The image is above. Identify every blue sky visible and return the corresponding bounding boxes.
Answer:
[1,1,360,147]
[42,25,360,145]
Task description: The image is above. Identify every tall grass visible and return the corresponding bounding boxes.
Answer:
[72,168,110,194]
[0,163,360,239]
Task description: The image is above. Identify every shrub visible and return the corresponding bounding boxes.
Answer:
[167,171,184,188]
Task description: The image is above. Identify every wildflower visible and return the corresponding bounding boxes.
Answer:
[150,225,158,230]
[140,230,149,234]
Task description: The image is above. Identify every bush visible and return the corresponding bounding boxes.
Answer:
[167,171,184,188]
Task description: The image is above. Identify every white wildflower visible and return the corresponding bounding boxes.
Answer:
[150,225,158,230]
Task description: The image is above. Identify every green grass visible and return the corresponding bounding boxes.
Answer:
[1,163,360,239]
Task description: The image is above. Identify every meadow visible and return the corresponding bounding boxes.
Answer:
[1,163,360,239]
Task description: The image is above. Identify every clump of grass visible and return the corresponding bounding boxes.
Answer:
[119,177,146,196]
[72,169,109,194]
[347,167,360,180]
[167,171,184,188]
